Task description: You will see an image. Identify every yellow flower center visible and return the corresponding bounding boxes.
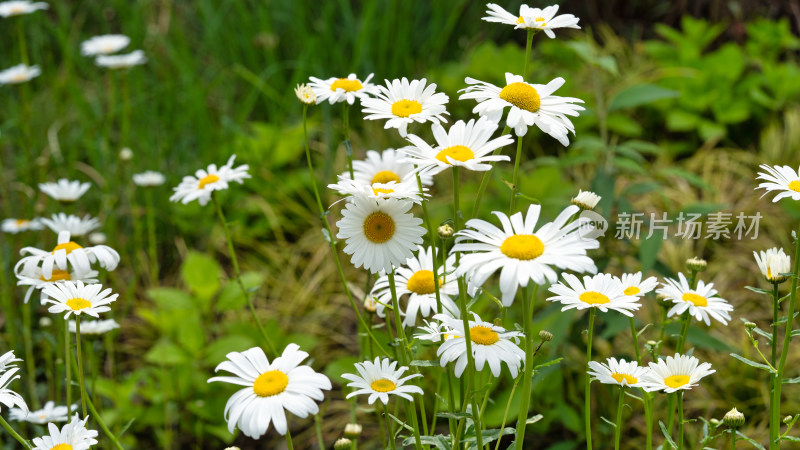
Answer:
[611,373,638,385]
[444,333,460,341]
[516,15,525,24]
[789,180,800,192]
[391,99,423,118]
[579,291,611,305]
[500,235,544,260]
[372,187,395,196]
[435,145,475,165]
[406,270,440,295]
[499,82,541,113]
[370,378,396,392]
[66,298,92,311]
[50,445,73,450]
[15,219,29,226]
[624,286,640,296]
[372,170,401,184]
[664,374,690,389]
[41,270,71,282]
[330,78,363,92]
[198,174,220,189]
[253,370,289,397]
[469,325,500,345]
[363,212,395,243]
[52,241,82,255]
[682,292,708,307]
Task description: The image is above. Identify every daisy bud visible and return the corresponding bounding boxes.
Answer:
[644,340,657,352]
[363,296,378,313]
[754,248,791,284]
[685,257,707,272]
[225,447,241,450]
[89,232,107,245]
[744,322,757,330]
[438,223,454,238]
[295,83,316,105]
[119,147,133,161]
[39,316,52,327]
[784,416,793,424]
[723,408,745,428]
[710,418,721,427]
[571,190,601,210]
[539,330,553,342]
[344,423,362,439]
[334,438,352,450]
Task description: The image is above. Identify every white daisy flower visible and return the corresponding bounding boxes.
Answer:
[754,247,792,283]
[335,196,425,274]
[0,63,41,84]
[414,320,446,343]
[80,34,130,56]
[15,263,99,305]
[618,272,658,297]
[327,176,425,204]
[547,273,641,317]
[342,357,423,405]
[308,73,376,105]
[641,353,715,393]
[96,50,146,69]
[587,357,649,388]
[402,116,513,176]
[0,1,47,17]
[31,415,98,450]
[68,318,119,335]
[42,280,118,319]
[294,83,316,105]
[16,230,120,280]
[436,312,525,378]
[571,190,601,210]
[483,3,580,38]
[351,148,433,187]
[41,213,100,237]
[39,179,91,202]
[0,350,21,372]
[1,218,43,234]
[10,401,72,424]
[453,204,598,306]
[207,344,332,438]
[169,154,250,206]
[755,164,800,202]
[0,353,27,413]
[361,77,449,137]
[133,170,166,187]
[370,246,460,327]
[460,73,584,143]
[656,273,733,326]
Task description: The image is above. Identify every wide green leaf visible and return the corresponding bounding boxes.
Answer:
[609,84,679,111]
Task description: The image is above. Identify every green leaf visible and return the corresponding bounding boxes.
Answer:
[640,229,664,274]
[436,412,472,420]
[735,430,765,449]
[145,339,192,366]
[534,358,563,370]
[600,416,617,428]
[181,251,221,300]
[730,353,775,373]
[215,272,264,311]
[409,360,440,367]
[609,84,679,111]
[203,334,256,365]
[659,420,678,449]
[782,377,800,384]
[744,286,773,295]
[326,356,361,383]
[781,435,800,443]
[148,288,196,310]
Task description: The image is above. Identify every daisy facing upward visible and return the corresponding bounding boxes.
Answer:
[342,357,423,405]
[361,77,449,137]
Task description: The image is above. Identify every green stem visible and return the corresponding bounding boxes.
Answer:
[145,188,159,284]
[523,30,533,80]
[509,135,524,214]
[17,19,29,65]
[629,317,641,364]
[415,172,443,315]
[76,354,125,450]
[769,282,779,448]
[314,414,324,450]
[382,403,397,450]
[65,317,72,413]
[731,429,737,450]
[121,74,131,147]
[514,284,537,449]
[471,125,511,219]
[585,309,596,450]
[342,103,354,179]
[0,415,32,449]
[285,428,294,450]
[21,299,40,409]
[675,312,691,354]
[614,387,624,450]
[76,317,89,417]
[677,391,684,450]
[496,375,521,450]
[643,392,653,450]
[212,192,277,356]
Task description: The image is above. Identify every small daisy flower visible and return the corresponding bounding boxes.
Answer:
[453,204,598,306]
[335,196,425,274]
[755,164,800,202]
[0,63,41,84]
[436,312,525,378]
[0,1,47,17]
[342,357,423,405]
[657,273,733,326]
[10,401,71,424]
[361,77,449,137]
[133,170,166,187]
[754,247,792,283]
[571,190,601,210]
[547,273,641,317]
[351,148,433,187]
[588,357,649,388]
[16,230,120,280]
[96,50,146,69]
[328,176,425,204]
[15,263,99,305]
[460,73,584,143]
[414,320,446,343]
[618,272,658,297]
[641,353,715,393]
[308,73,376,105]
[0,350,22,372]
[207,344,332,438]
[39,179,91,202]
[402,116,513,176]
[483,3,580,38]
[1,218,43,234]
[31,415,98,450]
[68,318,119,335]
[294,83,316,105]
[80,34,130,56]
[0,352,27,413]
[41,213,100,237]
[169,154,250,206]
[370,246,460,327]
[42,280,118,319]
